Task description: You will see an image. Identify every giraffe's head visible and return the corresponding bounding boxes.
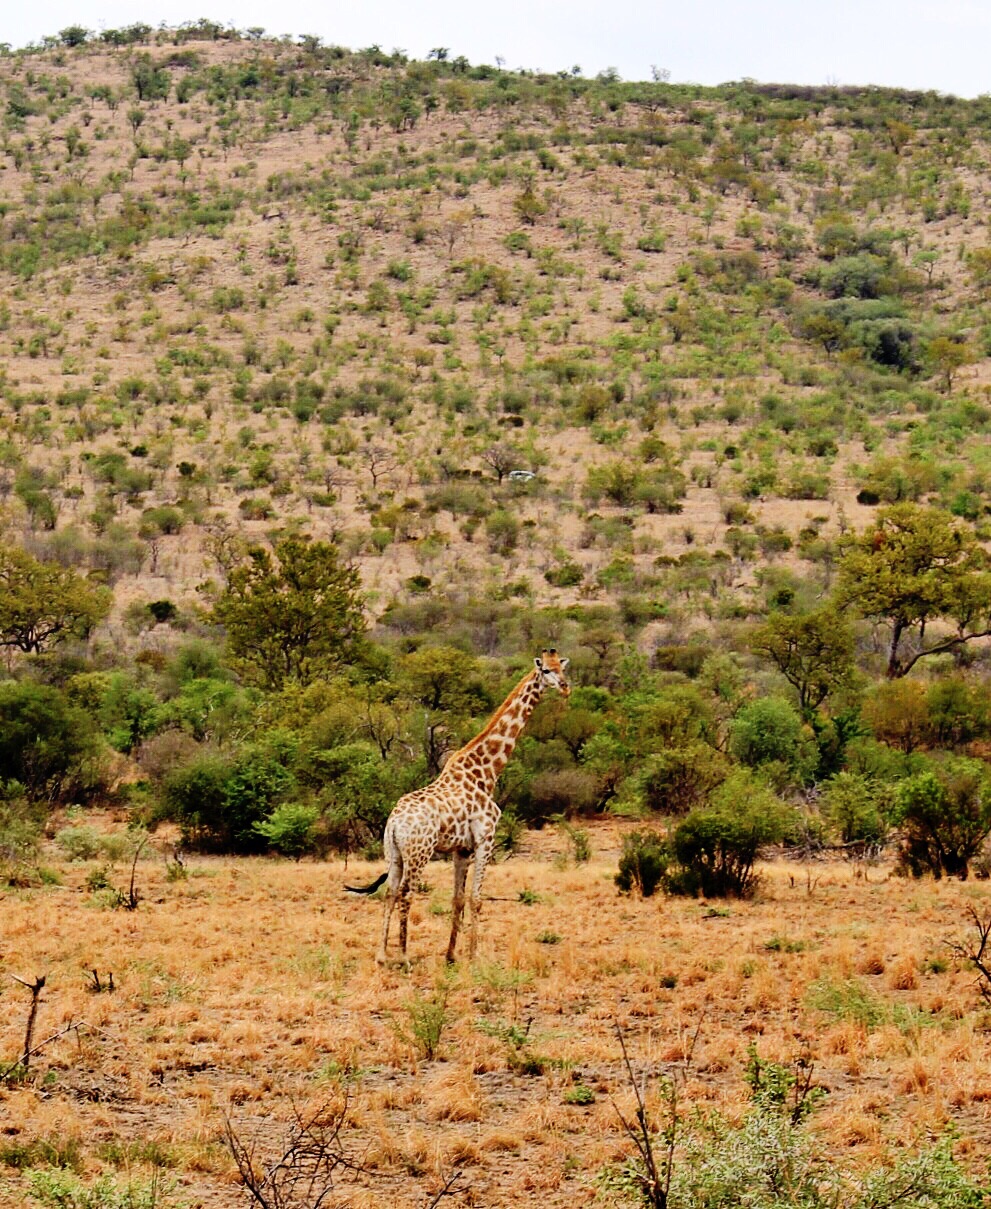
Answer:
[535,649,571,698]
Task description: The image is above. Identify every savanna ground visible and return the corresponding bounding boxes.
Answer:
[2,820,990,1208]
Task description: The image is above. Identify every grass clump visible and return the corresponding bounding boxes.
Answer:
[27,1169,179,1208]
[393,975,455,1061]
[808,975,936,1034]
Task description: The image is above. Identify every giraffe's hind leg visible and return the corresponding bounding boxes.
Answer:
[398,889,412,955]
[376,852,404,965]
[445,852,471,964]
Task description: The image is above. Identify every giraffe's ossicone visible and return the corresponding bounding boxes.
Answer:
[346,649,571,964]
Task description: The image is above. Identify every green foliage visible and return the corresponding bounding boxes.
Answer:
[28,1169,178,1209]
[55,824,130,862]
[728,696,818,786]
[397,645,487,714]
[751,607,856,714]
[635,741,729,814]
[664,771,797,898]
[806,975,932,1034]
[743,1045,826,1123]
[563,1082,595,1103]
[484,509,520,555]
[893,758,991,878]
[211,538,365,689]
[0,1132,82,1171]
[0,544,111,654]
[668,1113,984,1209]
[556,815,591,863]
[820,771,891,845]
[158,740,294,852]
[253,801,319,859]
[393,977,454,1060]
[615,828,669,897]
[295,740,396,855]
[131,54,171,102]
[0,682,102,803]
[0,786,43,868]
[836,504,991,678]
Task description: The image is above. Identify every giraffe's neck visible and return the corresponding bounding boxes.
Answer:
[447,670,544,793]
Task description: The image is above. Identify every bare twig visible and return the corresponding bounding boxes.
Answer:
[87,969,115,994]
[117,837,147,910]
[0,986,81,1086]
[425,1169,465,1207]
[610,1016,703,1209]
[613,1024,666,1207]
[10,974,45,1072]
[223,1093,373,1209]
[949,904,991,1004]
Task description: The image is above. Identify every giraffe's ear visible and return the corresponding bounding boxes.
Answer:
[560,657,570,671]
[534,656,544,672]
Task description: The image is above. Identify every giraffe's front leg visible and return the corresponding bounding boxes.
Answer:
[467,838,494,960]
[446,852,470,964]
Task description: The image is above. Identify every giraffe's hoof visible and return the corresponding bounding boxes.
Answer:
[375,952,387,966]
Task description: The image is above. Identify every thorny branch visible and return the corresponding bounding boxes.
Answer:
[223,1093,371,1209]
[949,903,991,1003]
[611,1016,703,1209]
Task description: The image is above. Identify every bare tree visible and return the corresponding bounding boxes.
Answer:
[360,444,396,491]
[480,442,520,483]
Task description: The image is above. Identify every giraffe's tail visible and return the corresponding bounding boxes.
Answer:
[344,871,389,895]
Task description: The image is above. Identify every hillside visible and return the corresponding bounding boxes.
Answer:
[3,27,991,648]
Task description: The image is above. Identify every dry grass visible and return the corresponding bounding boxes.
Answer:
[1,822,990,1206]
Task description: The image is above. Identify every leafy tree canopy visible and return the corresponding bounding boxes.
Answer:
[836,504,991,678]
[751,606,856,714]
[0,543,111,654]
[211,538,365,689]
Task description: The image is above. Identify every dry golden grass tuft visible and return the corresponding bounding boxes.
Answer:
[1,827,990,1206]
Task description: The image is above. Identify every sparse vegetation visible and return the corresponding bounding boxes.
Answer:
[1,24,991,1209]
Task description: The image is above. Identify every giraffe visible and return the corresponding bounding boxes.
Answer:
[346,649,571,964]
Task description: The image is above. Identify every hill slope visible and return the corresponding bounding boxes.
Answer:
[3,29,991,651]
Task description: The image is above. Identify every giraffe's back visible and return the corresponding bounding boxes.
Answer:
[387,775,496,856]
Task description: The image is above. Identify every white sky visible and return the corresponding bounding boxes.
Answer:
[3,1,990,98]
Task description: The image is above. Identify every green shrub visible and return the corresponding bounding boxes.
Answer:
[485,509,519,555]
[893,758,991,879]
[28,1168,179,1209]
[615,829,669,897]
[394,977,453,1060]
[159,741,294,853]
[820,771,891,845]
[138,507,184,537]
[663,771,797,898]
[0,682,103,803]
[667,1113,982,1209]
[608,1029,984,1209]
[728,696,818,786]
[253,802,319,859]
[0,1132,82,1171]
[55,825,104,861]
[0,786,43,869]
[544,560,583,588]
[635,742,729,815]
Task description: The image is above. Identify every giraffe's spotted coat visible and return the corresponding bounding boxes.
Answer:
[371,650,570,964]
